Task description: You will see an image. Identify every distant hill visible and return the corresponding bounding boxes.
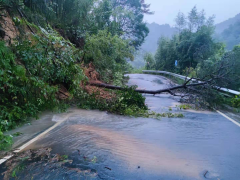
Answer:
[131,23,176,68]
[142,14,240,53]
[131,14,240,69]
[215,13,240,34]
[215,13,240,50]
[218,21,240,50]
[141,23,176,54]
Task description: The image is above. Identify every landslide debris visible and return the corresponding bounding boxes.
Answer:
[82,62,115,100]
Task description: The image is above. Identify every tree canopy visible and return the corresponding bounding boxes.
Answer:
[155,6,223,73]
[12,0,151,49]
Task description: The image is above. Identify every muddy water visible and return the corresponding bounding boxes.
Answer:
[24,109,210,180]
[3,74,240,180]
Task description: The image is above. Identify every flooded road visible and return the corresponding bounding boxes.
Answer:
[2,74,240,180]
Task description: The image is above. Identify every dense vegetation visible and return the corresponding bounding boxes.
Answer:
[142,7,240,92]
[155,7,222,72]
[0,0,153,149]
[132,12,240,69]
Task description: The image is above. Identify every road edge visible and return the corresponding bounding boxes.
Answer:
[216,110,240,127]
[0,113,72,165]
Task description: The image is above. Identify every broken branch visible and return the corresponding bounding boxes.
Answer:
[89,82,207,95]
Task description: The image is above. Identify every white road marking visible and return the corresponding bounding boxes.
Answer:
[0,113,72,165]
[0,155,13,164]
[217,110,240,128]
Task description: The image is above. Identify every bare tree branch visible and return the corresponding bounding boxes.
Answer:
[89,81,207,95]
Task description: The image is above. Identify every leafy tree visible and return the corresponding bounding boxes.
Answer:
[144,52,155,70]
[155,7,222,72]
[110,0,152,49]
[188,6,199,32]
[155,36,178,71]
[20,0,151,49]
[175,12,186,32]
[0,28,85,136]
[194,44,240,91]
[84,29,134,83]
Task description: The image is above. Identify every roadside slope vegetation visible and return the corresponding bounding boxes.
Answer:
[0,0,152,149]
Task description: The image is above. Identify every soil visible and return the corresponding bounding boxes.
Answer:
[82,62,115,100]
[57,84,70,100]
[0,11,19,44]
[56,62,115,100]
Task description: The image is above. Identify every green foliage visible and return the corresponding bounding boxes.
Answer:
[155,6,222,73]
[144,53,155,70]
[15,27,84,92]
[0,41,36,132]
[153,6,240,106]
[61,155,68,160]
[130,67,145,74]
[0,131,13,150]
[183,67,197,77]
[76,86,148,117]
[0,28,85,150]
[147,111,184,119]
[20,0,150,49]
[76,85,185,119]
[155,36,178,71]
[111,86,148,115]
[13,132,23,136]
[105,0,152,49]
[0,0,153,150]
[176,104,192,110]
[84,30,134,84]
[0,0,24,9]
[195,44,240,90]
[12,17,22,26]
[232,95,240,108]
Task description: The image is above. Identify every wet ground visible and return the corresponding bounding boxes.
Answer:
[4,112,56,151]
[1,74,240,180]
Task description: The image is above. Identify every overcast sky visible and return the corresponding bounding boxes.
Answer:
[144,0,240,26]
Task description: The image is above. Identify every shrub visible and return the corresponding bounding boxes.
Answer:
[76,86,148,116]
[0,28,86,149]
[84,30,134,84]
[232,95,240,108]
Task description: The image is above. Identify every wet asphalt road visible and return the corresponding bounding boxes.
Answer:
[7,74,240,180]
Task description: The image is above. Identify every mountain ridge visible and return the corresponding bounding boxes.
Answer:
[142,13,240,53]
[140,23,177,53]
[215,13,240,34]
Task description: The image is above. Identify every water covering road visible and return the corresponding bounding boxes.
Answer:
[3,74,240,180]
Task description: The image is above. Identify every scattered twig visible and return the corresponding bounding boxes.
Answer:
[204,170,208,178]
[105,167,112,171]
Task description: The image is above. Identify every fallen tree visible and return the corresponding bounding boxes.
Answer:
[89,79,207,95]
[89,57,240,108]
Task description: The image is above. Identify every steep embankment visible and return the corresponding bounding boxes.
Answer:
[0,11,19,43]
